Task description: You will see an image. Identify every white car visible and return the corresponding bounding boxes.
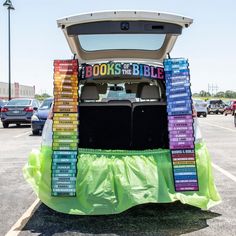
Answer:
[24,10,220,215]
[193,99,207,117]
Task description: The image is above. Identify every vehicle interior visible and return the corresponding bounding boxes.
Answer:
[78,78,169,150]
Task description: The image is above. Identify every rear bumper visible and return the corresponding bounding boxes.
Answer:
[1,115,32,123]
[208,108,224,113]
[31,120,46,131]
[197,111,207,116]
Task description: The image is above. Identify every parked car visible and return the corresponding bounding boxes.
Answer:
[223,100,233,116]
[193,99,207,117]
[0,100,8,114]
[207,99,225,114]
[230,100,236,115]
[234,112,236,127]
[1,98,40,128]
[24,10,221,215]
[31,97,53,135]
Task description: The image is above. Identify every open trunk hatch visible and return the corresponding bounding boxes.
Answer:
[57,11,193,63]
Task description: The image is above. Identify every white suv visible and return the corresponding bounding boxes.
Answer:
[24,11,221,215]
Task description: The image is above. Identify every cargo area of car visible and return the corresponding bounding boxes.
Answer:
[78,82,169,150]
[55,11,193,151]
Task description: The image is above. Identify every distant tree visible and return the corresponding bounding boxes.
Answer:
[41,93,51,98]
[214,91,225,98]
[199,90,211,97]
[192,93,200,97]
[225,90,236,98]
[35,93,51,101]
[34,94,42,100]
[196,90,236,99]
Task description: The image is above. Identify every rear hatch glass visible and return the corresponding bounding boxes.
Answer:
[7,99,31,106]
[57,11,193,63]
[79,34,166,51]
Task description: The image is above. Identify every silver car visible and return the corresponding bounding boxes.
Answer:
[193,99,207,117]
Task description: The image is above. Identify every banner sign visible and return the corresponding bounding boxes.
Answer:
[164,58,199,192]
[81,63,164,80]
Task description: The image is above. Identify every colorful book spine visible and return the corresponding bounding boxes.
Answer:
[52,59,79,197]
[164,58,199,192]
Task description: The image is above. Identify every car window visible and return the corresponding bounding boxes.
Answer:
[40,99,53,109]
[79,34,166,51]
[210,100,223,104]
[80,82,163,102]
[106,89,136,101]
[32,100,37,107]
[7,99,31,106]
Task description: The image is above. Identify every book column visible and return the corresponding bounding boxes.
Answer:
[52,59,79,197]
[164,58,199,192]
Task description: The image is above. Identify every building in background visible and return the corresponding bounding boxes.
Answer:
[0,82,35,99]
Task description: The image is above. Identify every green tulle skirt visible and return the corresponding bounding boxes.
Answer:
[23,142,221,215]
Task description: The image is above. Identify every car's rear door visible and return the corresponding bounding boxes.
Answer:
[57,11,193,64]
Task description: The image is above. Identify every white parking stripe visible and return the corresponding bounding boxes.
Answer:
[212,163,236,183]
[200,121,236,132]
[14,131,31,138]
[5,198,40,236]
[0,162,26,164]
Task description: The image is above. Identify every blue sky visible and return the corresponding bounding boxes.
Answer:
[0,0,235,95]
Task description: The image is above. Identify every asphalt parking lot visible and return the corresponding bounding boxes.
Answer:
[0,115,236,236]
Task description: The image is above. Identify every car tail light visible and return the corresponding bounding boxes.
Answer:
[192,106,197,118]
[1,107,9,112]
[48,111,53,120]
[24,107,34,112]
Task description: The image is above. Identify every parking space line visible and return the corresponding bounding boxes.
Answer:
[5,198,40,236]
[14,131,31,138]
[200,121,236,132]
[0,162,26,164]
[212,163,236,183]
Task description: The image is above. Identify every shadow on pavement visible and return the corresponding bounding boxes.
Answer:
[21,202,221,236]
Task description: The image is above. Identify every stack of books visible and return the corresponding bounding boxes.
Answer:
[164,58,199,192]
[52,60,79,196]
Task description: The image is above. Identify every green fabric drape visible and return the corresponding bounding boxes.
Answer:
[23,142,221,215]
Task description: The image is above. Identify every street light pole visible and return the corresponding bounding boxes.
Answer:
[3,0,14,101]
[8,6,11,101]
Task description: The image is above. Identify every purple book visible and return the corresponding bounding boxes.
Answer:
[169,130,194,135]
[169,133,194,139]
[170,143,194,149]
[168,115,193,120]
[170,137,194,142]
[168,126,193,131]
[168,119,193,125]
[175,186,199,191]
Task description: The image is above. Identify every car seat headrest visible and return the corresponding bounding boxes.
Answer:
[81,85,99,100]
[125,83,138,94]
[136,82,150,98]
[140,85,161,100]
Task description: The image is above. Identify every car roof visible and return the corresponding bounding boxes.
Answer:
[10,98,34,100]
